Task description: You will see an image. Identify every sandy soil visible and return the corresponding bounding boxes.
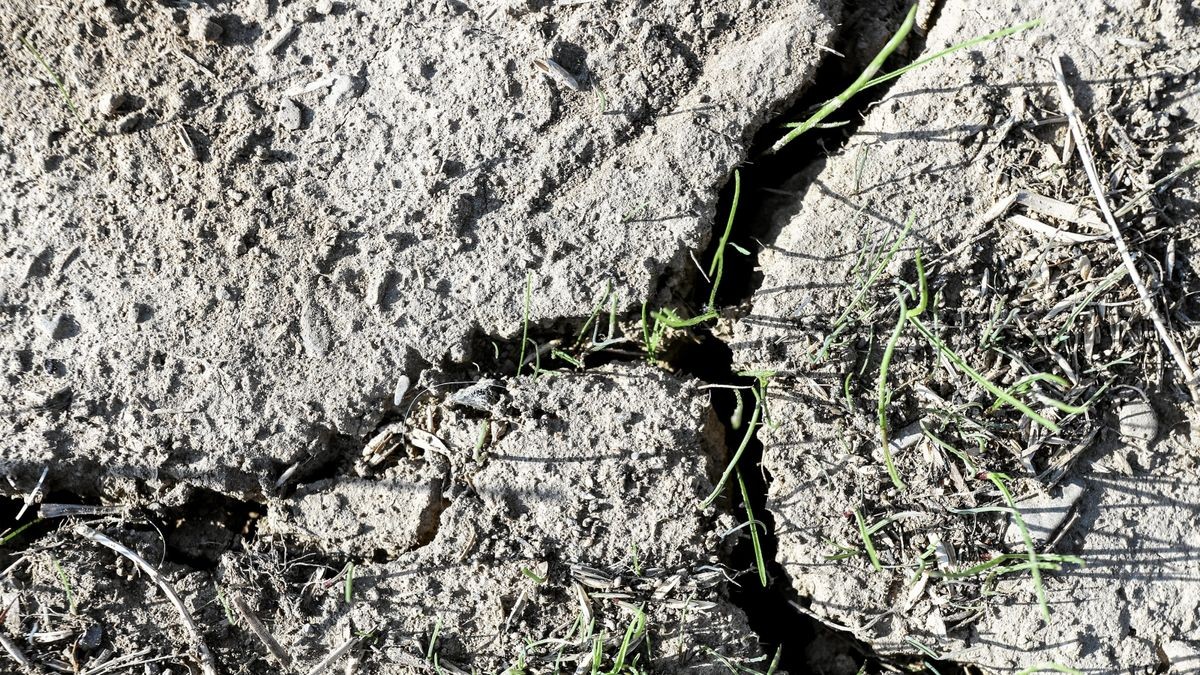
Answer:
[3,0,1200,673]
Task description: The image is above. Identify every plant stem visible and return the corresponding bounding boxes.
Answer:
[708,169,742,309]
[878,296,909,490]
[770,4,917,152]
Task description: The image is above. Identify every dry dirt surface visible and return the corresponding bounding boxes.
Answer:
[3,367,769,672]
[4,0,1200,673]
[0,0,838,494]
[733,0,1200,672]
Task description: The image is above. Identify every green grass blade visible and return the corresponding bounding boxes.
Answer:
[905,249,928,318]
[736,467,768,587]
[708,169,742,309]
[988,473,1050,623]
[576,282,611,348]
[771,5,918,152]
[1113,159,1200,219]
[19,36,89,133]
[653,308,719,329]
[608,607,646,674]
[909,317,1060,432]
[1,519,41,547]
[854,508,882,571]
[518,272,533,375]
[52,558,76,614]
[816,213,913,362]
[862,19,1042,91]
[878,296,908,490]
[700,385,762,509]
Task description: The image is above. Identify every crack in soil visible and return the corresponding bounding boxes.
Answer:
[0,3,994,670]
[256,2,974,669]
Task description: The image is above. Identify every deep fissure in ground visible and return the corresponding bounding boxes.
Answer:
[0,2,999,670]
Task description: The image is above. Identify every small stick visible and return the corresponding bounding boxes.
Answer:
[0,630,32,669]
[16,466,48,520]
[83,651,186,675]
[1113,159,1200,220]
[1051,56,1197,387]
[306,637,360,675]
[231,595,293,668]
[75,525,219,675]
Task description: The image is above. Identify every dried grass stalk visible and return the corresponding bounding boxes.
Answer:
[75,525,218,675]
[1051,56,1197,387]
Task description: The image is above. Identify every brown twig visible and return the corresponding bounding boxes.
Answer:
[75,525,219,675]
[305,636,360,675]
[1051,56,1197,388]
[231,594,293,669]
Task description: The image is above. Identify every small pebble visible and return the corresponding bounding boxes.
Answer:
[34,313,72,340]
[1117,400,1158,447]
[277,98,302,131]
[95,91,127,117]
[188,14,222,43]
[315,0,335,15]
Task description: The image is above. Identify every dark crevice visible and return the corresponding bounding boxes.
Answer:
[668,333,834,671]
[1,485,264,573]
[158,487,265,570]
[678,2,974,671]
[0,492,75,553]
[702,0,937,312]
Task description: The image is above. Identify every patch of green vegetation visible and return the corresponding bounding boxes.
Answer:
[772,8,1040,152]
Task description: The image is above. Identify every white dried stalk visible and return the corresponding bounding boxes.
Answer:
[1008,214,1105,244]
[1051,56,1196,386]
[0,630,32,669]
[75,525,219,675]
[231,594,293,668]
[306,637,360,675]
[83,651,185,675]
[16,466,48,520]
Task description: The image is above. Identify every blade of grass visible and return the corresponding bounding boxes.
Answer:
[19,36,90,133]
[1113,159,1200,219]
[735,467,768,587]
[816,213,913,362]
[987,472,1050,622]
[607,606,646,674]
[910,317,1060,432]
[426,617,442,661]
[853,508,882,571]
[0,519,41,547]
[700,379,765,509]
[52,557,76,614]
[878,295,909,490]
[653,308,718,329]
[707,169,742,309]
[517,272,532,375]
[552,349,585,369]
[575,282,611,349]
[770,5,918,152]
[862,19,1042,91]
[1051,266,1126,345]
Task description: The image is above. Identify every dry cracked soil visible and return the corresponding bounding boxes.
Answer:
[2,0,1200,673]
